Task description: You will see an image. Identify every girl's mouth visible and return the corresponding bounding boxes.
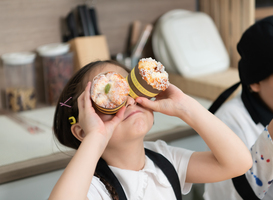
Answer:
[123,110,141,121]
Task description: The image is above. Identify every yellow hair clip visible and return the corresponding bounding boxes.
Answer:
[68,116,76,125]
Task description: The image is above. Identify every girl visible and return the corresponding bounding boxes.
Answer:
[204,16,273,200]
[49,60,252,200]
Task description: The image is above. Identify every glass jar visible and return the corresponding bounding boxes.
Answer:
[37,43,74,105]
[1,52,36,111]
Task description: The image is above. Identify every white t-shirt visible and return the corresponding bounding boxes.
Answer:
[87,140,193,200]
[204,94,273,200]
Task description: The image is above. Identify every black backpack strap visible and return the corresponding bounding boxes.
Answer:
[95,158,127,200]
[208,82,241,114]
[95,149,182,200]
[145,148,182,200]
[232,175,260,200]
[208,81,259,200]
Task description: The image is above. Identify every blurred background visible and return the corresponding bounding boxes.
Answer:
[0,0,273,199]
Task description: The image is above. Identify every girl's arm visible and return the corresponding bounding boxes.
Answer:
[136,84,252,183]
[49,82,125,200]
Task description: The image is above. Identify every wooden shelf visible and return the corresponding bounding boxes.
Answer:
[0,151,75,184]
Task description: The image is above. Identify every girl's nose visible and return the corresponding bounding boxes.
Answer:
[125,96,136,108]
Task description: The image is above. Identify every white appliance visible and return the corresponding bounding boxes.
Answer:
[152,9,230,77]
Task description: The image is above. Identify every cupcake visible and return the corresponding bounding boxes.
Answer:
[91,71,130,114]
[126,57,169,99]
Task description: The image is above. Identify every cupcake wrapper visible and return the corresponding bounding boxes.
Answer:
[93,99,127,115]
[126,64,161,99]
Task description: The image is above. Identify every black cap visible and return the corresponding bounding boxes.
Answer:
[237,15,273,85]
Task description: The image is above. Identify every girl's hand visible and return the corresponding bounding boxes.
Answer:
[135,84,186,117]
[77,81,125,142]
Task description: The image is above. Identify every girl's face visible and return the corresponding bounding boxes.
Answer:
[256,74,273,113]
[87,63,154,145]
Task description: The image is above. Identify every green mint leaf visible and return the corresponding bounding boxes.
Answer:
[105,83,111,94]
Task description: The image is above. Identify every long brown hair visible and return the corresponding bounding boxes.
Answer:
[53,60,130,199]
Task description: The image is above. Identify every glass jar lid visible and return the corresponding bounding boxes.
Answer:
[1,52,36,65]
[37,43,70,57]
